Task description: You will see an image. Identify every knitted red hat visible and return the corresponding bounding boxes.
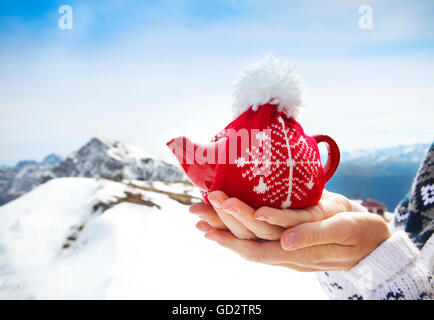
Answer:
[167,55,340,209]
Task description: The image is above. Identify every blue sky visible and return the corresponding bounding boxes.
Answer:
[1,0,433,165]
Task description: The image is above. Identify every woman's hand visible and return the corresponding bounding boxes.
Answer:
[189,189,354,241]
[189,190,391,271]
[196,211,392,271]
[190,190,284,240]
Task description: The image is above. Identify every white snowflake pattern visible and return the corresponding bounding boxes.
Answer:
[236,156,247,167]
[256,131,270,147]
[254,177,268,194]
[421,183,434,206]
[237,116,321,208]
[306,177,314,190]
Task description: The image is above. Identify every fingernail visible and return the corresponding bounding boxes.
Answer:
[284,232,299,249]
[255,214,268,221]
[224,207,238,215]
[208,199,222,209]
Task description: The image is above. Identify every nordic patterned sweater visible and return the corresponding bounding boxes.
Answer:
[317,142,434,300]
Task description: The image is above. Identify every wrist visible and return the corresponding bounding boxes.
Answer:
[343,231,419,292]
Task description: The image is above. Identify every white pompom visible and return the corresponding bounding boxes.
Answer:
[232,55,306,119]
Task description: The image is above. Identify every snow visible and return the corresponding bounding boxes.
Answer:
[0,178,326,299]
[103,137,155,163]
[403,147,416,154]
[130,179,201,197]
[341,143,429,165]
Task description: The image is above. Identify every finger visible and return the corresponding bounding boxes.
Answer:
[197,212,228,230]
[202,228,319,271]
[189,202,227,230]
[207,190,229,209]
[189,202,215,215]
[320,189,332,200]
[276,244,355,270]
[205,229,352,270]
[222,198,284,240]
[255,198,345,228]
[255,206,317,228]
[208,191,256,240]
[196,220,216,233]
[195,220,317,271]
[204,229,293,264]
[280,215,352,250]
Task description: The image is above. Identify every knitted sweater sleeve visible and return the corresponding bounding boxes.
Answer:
[317,142,434,299]
[316,230,433,300]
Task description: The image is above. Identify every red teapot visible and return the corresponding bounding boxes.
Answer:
[167,55,340,209]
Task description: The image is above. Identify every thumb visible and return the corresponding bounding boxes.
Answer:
[280,215,348,250]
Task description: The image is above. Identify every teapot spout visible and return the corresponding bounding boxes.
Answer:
[166,136,222,192]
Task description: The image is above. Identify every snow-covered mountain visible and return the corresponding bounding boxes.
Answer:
[41,153,62,166]
[326,142,431,209]
[0,154,61,205]
[338,143,429,176]
[0,137,185,206]
[0,177,326,299]
[2,140,430,299]
[51,137,184,182]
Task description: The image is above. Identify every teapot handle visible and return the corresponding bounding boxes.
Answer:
[312,135,340,182]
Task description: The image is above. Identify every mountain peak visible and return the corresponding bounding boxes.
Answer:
[42,153,62,166]
[52,137,184,181]
[87,136,112,147]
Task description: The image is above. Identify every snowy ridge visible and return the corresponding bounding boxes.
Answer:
[0,178,325,299]
[0,138,186,206]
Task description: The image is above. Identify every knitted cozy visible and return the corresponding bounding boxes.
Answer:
[203,104,327,209]
[167,55,340,209]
